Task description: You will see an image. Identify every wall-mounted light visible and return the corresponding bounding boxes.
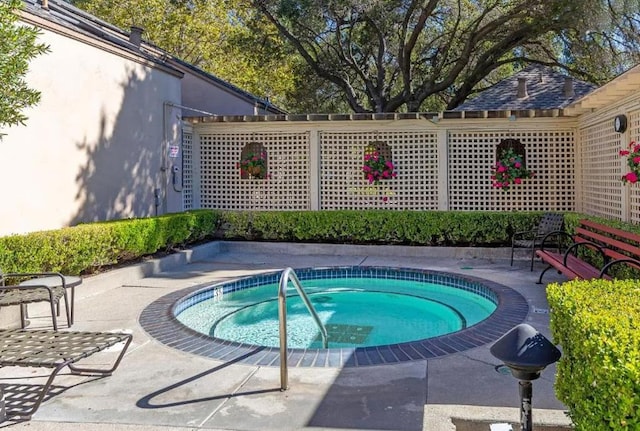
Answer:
[614,114,627,133]
[508,115,517,122]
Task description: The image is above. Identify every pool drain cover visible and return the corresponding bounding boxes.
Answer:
[316,324,373,345]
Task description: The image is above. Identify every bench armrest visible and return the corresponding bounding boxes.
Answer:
[562,240,607,267]
[599,258,640,278]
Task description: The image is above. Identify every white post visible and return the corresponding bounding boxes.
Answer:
[437,128,449,210]
[309,130,320,210]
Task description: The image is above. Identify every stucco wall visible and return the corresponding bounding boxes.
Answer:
[180,72,264,116]
[1,22,182,236]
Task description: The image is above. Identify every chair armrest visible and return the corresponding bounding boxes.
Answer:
[539,231,572,250]
[512,229,536,240]
[599,258,640,278]
[3,272,66,286]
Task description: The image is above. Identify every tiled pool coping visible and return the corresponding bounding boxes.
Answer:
[139,266,529,368]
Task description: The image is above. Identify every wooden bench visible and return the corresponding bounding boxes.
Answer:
[0,328,132,420]
[536,219,640,284]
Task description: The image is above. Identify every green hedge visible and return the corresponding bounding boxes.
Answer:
[218,210,551,246]
[0,210,219,275]
[3,209,638,277]
[547,279,640,430]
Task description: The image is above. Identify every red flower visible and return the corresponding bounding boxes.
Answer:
[620,141,640,185]
[624,172,638,183]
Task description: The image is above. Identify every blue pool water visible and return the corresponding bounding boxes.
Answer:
[175,269,497,349]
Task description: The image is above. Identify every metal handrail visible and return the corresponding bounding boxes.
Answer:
[278,267,328,390]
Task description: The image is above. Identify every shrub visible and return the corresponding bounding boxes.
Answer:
[547,279,640,430]
[0,210,219,275]
[218,210,547,246]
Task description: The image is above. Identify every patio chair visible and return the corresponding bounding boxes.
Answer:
[0,270,81,330]
[510,213,565,271]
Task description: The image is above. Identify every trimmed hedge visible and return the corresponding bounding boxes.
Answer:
[3,209,638,278]
[547,279,640,430]
[219,210,551,246]
[0,210,219,275]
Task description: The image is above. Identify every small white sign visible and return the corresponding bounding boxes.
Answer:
[169,145,180,158]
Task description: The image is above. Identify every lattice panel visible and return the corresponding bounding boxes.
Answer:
[319,131,439,209]
[628,110,640,224]
[199,132,310,210]
[182,131,193,210]
[448,131,575,211]
[578,120,624,220]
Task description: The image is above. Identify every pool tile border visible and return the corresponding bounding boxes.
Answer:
[139,266,529,368]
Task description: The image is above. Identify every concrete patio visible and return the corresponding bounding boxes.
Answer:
[0,241,571,431]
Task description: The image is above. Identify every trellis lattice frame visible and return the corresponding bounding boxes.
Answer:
[448,129,576,211]
[320,130,439,209]
[577,118,624,220]
[197,131,311,210]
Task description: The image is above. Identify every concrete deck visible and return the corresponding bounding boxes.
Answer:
[0,242,572,430]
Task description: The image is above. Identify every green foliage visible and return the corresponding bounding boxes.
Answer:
[547,279,640,430]
[0,0,49,138]
[0,210,219,275]
[218,210,545,246]
[72,0,297,109]
[254,0,605,112]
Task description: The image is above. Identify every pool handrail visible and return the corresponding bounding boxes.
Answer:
[278,267,328,390]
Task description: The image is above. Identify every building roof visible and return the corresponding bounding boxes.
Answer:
[454,64,596,111]
[564,63,640,115]
[20,0,285,114]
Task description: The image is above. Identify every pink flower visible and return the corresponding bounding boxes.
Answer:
[382,196,388,202]
[620,150,630,156]
[497,166,507,173]
[514,178,522,184]
[633,157,640,164]
[514,162,521,168]
[625,172,638,183]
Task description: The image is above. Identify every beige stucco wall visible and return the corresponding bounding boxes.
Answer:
[180,72,263,116]
[1,21,183,236]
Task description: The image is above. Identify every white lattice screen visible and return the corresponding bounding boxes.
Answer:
[199,132,311,210]
[319,131,439,209]
[578,120,624,220]
[628,110,640,224]
[448,130,575,211]
[182,131,193,210]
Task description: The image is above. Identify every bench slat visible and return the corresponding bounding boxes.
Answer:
[537,219,639,283]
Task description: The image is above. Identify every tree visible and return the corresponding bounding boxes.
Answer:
[0,0,49,139]
[558,0,640,82]
[253,0,606,112]
[72,0,298,109]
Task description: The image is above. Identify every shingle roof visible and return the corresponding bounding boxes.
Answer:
[454,64,597,111]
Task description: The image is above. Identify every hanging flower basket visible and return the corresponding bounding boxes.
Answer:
[491,147,534,191]
[362,150,397,185]
[237,151,267,179]
[620,141,640,184]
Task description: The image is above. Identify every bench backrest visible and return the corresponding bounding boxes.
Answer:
[575,219,640,261]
